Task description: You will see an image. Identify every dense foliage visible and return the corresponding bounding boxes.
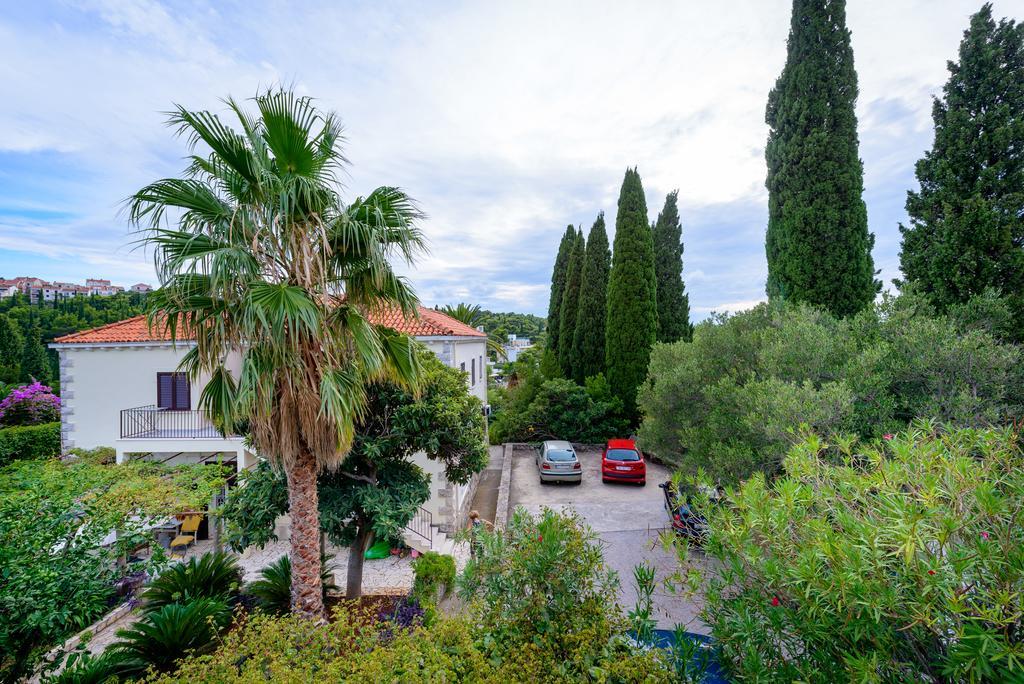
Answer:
[0,293,149,386]
[475,309,545,342]
[490,375,627,444]
[410,551,456,608]
[638,293,1023,483]
[571,212,610,383]
[141,551,243,611]
[899,4,1024,340]
[684,426,1024,682]
[652,191,692,343]
[0,382,60,426]
[765,0,878,316]
[221,351,487,597]
[557,228,585,379]
[545,225,576,365]
[606,167,658,418]
[0,450,228,682]
[0,421,60,465]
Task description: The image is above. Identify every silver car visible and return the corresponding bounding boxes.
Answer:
[536,440,582,484]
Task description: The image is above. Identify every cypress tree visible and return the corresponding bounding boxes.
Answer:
[545,225,577,364]
[605,167,658,418]
[899,4,1024,338]
[572,213,611,383]
[765,0,878,317]
[20,319,52,385]
[652,191,693,342]
[0,314,21,366]
[557,228,585,378]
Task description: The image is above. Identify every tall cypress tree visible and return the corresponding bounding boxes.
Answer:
[606,167,658,418]
[0,314,22,381]
[557,228,585,378]
[20,319,52,385]
[765,0,878,317]
[572,213,611,383]
[545,225,577,365]
[899,4,1024,338]
[652,191,693,343]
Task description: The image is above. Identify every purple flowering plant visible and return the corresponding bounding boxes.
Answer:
[0,382,61,426]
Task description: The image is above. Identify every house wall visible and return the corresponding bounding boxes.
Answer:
[53,343,242,451]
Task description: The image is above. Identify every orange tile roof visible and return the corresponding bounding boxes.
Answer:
[53,306,485,344]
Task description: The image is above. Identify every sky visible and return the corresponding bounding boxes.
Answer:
[0,0,1014,318]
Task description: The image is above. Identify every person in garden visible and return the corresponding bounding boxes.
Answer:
[466,510,492,557]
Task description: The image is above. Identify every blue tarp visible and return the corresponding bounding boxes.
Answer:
[644,629,730,683]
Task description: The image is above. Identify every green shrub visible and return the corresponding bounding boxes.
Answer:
[639,295,1023,482]
[688,425,1024,682]
[0,422,60,465]
[43,649,138,684]
[410,551,456,605]
[142,551,242,611]
[491,377,627,443]
[244,554,337,615]
[110,598,232,675]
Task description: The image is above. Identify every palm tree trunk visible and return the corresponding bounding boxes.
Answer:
[346,520,373,599]
[286,448,325,619]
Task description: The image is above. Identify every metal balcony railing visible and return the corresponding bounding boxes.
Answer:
[120,405,227,439]
[405,506,434,547]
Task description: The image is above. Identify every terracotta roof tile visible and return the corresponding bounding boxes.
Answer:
[53,305,485,344]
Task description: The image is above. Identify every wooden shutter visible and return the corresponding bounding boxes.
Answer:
[157,372,190,410]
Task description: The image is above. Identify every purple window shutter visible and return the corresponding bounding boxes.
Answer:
[157,373,173,409]
[173,373,191,410]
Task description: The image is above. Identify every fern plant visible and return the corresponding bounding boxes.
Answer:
[245,554,337,615]
[142,551,242,612]
[110,598,231,674]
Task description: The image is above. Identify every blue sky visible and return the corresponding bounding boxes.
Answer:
[0,0,1007,317]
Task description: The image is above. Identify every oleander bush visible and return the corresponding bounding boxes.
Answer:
[684,424,1024,682]
[0,421,61,465]
[639,292,1024,482]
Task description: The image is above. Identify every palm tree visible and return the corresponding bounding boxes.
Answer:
[438,303,506,360]
[128,89,425,619]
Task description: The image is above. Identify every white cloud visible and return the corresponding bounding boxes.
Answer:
[0,0,1005,317]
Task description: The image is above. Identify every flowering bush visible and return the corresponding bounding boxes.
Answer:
[680,424,1024,682]
[0,382,60,427]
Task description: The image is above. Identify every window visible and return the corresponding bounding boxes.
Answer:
[471,358,476,385]
[157,372,190,410]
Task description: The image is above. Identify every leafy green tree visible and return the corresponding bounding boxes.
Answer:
[638,295,1023,483]
[606,167,658,417]
[489,377,626,444]
[899,4,1024,339]
[128,89,425,619]
[557,228,585,378]
[765,0,878,317]
[19,320,51,385]
[222,352,487,598]
[0,314,21,382]
[572,213,611,383]
[651,191,692,343]
[545,225,577,366]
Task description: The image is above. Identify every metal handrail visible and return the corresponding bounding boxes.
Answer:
[119,405,229,439]
[405,506,433,547]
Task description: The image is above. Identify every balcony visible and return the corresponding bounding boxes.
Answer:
[120,405,229,439]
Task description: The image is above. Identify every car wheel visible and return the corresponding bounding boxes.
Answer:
[639,480,646,487]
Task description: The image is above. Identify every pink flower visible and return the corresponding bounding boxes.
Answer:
[771,596,780,607]
[537,535,543,542]
[883,434,894,441]
[981,532,989,541]
[928,569,936,576]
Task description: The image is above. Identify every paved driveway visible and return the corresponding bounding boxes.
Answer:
[509,445,708,632]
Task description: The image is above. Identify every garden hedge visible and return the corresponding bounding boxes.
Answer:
[0,421,60,465]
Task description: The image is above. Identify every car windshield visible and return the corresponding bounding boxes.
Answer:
[606,448,640,462]
[547,449,576,462]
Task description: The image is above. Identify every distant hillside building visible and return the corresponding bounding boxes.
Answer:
[130,283,153,293]
[501,333,533,362]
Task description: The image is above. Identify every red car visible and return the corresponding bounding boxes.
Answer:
[601,439,646,485]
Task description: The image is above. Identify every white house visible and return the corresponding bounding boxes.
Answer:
[501,333,533,362]
[50,306,489,535]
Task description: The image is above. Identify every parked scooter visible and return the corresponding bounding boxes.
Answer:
[659,481,709,544]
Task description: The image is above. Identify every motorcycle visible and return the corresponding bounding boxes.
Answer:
[659,481,709,545]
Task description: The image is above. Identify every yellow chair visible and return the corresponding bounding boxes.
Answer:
[169,514,202,557]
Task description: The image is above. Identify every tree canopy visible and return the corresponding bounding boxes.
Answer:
[545,225,577,365]
[605,168,658,418]
[765,0,878,317]
[899,3,1024,340]
[557,228,585,379]
[652,191,692,343]
[571,213,611,383]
